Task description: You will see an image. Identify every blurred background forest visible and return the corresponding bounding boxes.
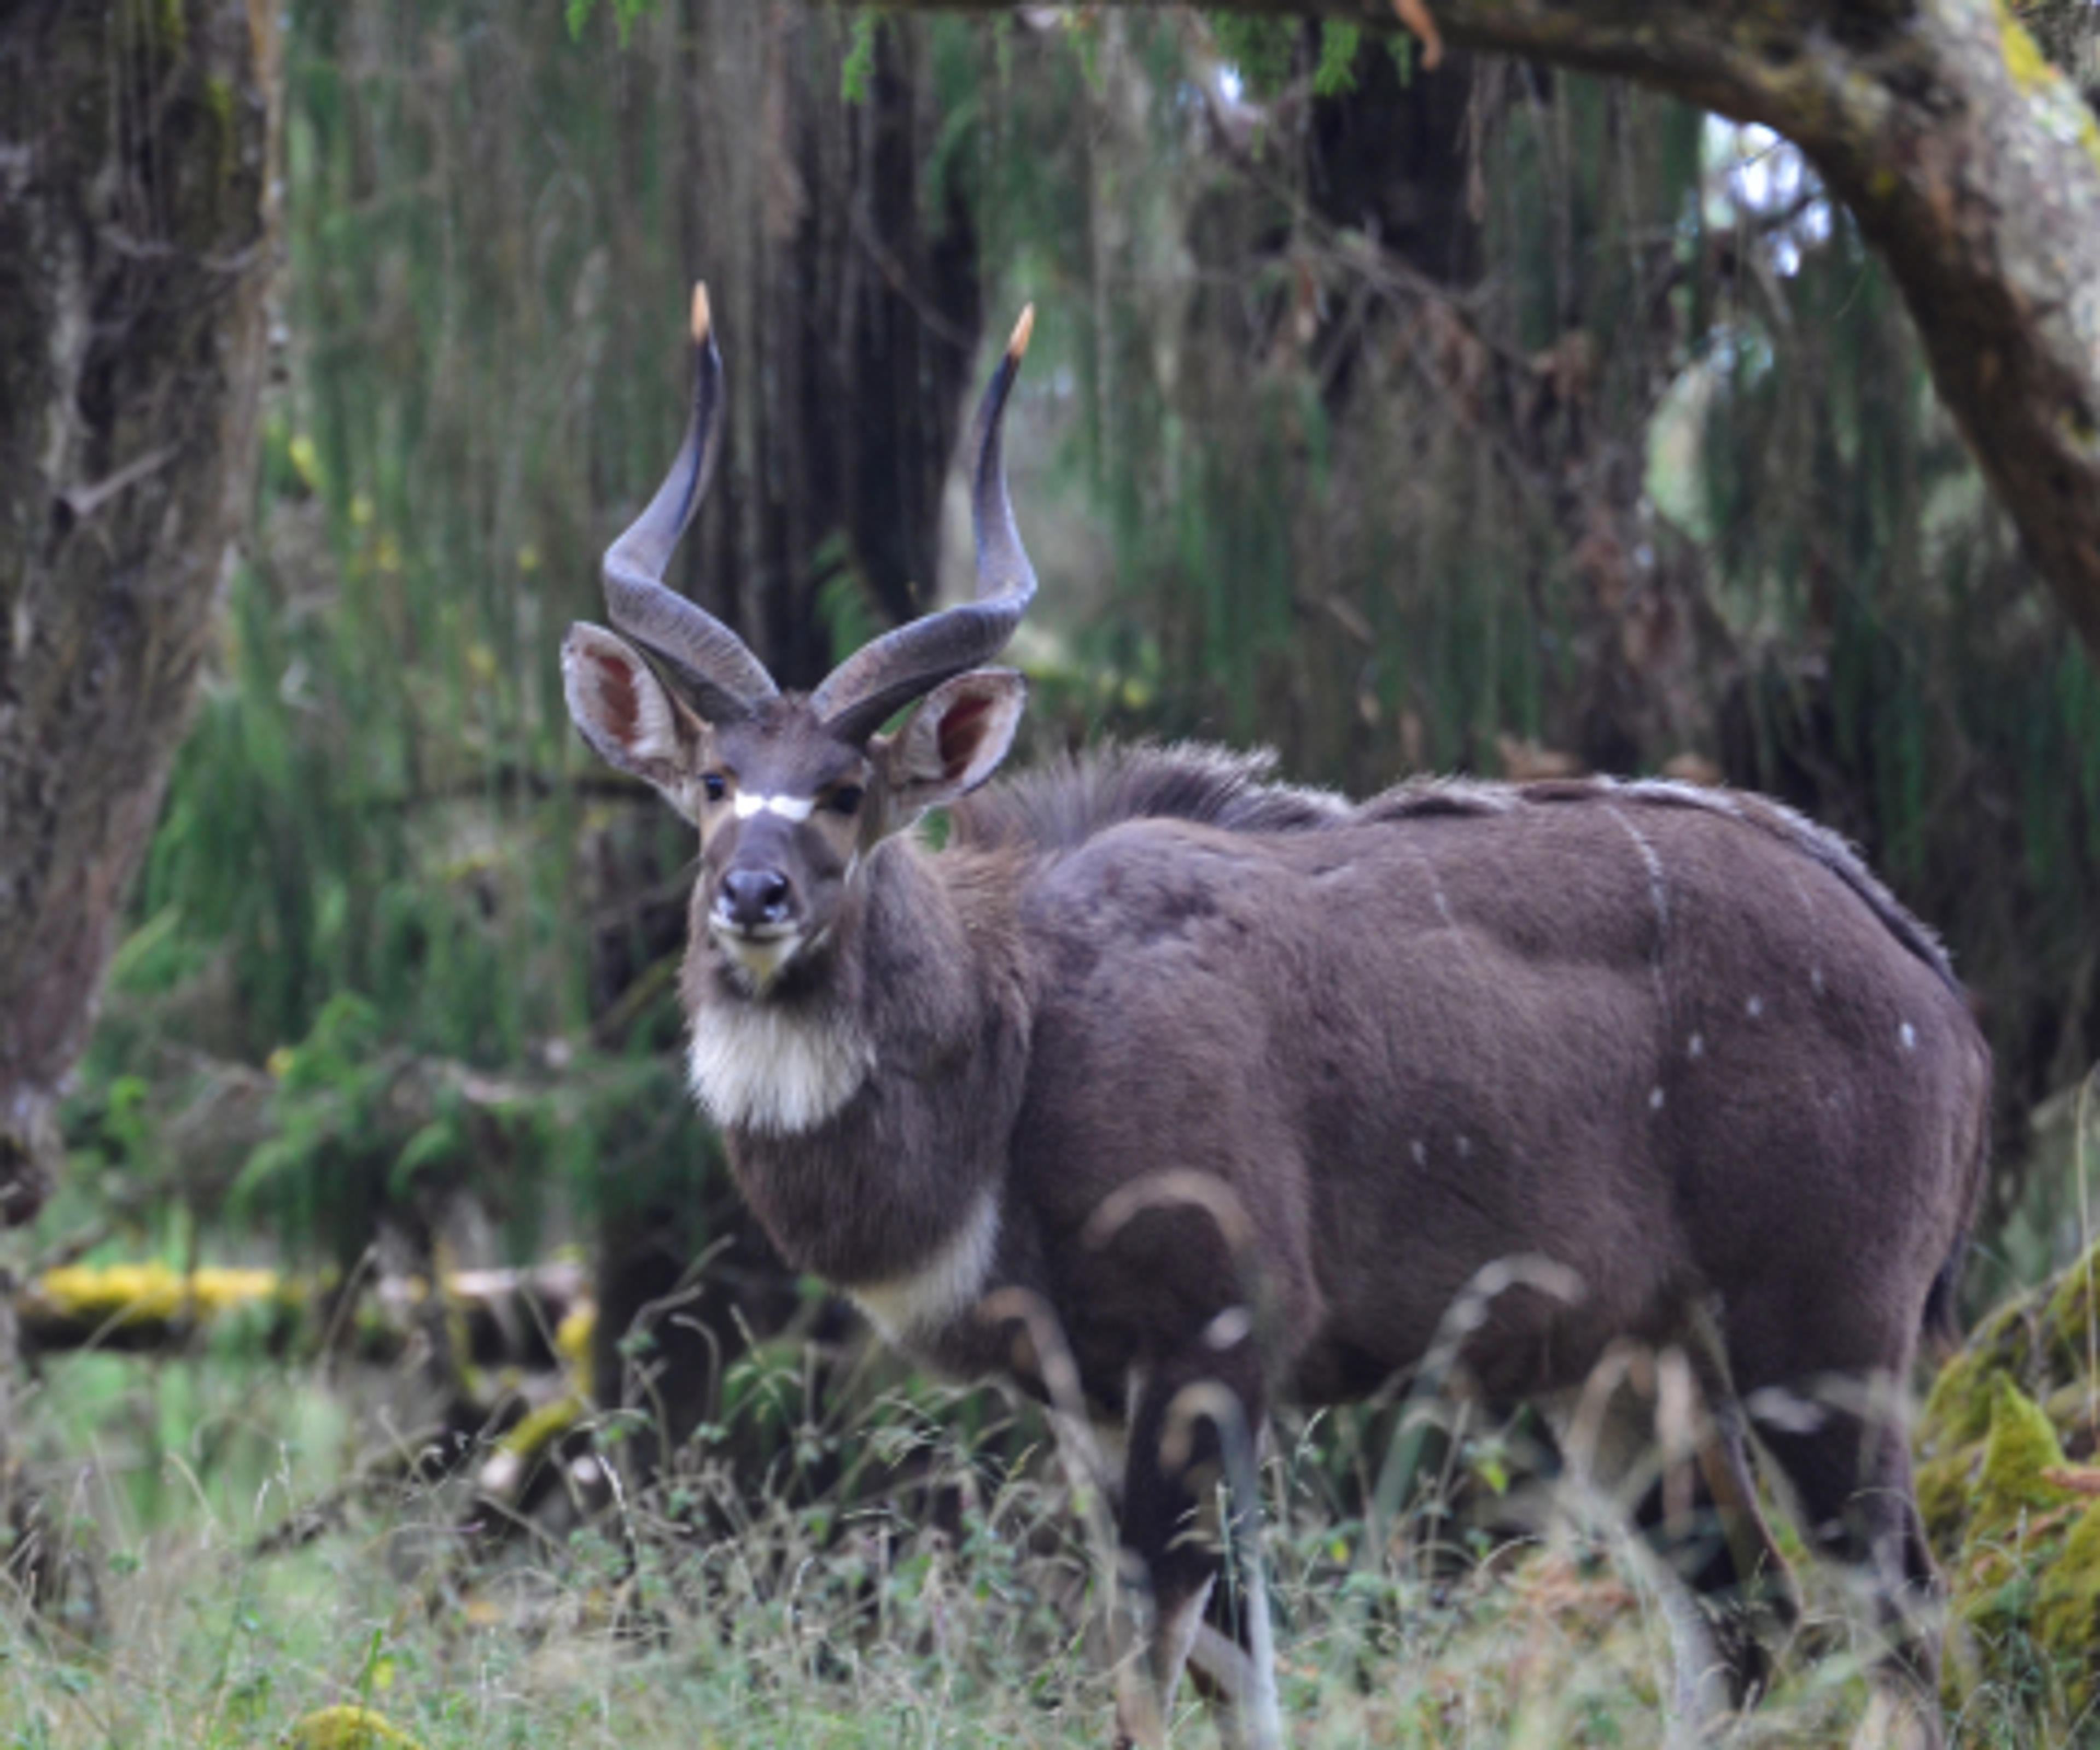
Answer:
[48,0,2100,1329]
[5,2,2100,1737]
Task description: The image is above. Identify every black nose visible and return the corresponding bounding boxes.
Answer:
[720,867,794,930]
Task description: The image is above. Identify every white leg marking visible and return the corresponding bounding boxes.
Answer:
[1186,1555,1283,1750]
[1656,1562,1734,1746]
[1239,1548,1283,1750]
[1851,1682,1939,1750]
[1156,1573,1215,1707]
[687,1000,873,1134]
[846,1189,1001,1344]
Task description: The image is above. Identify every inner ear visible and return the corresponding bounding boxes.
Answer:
[879,668,1027,818]
[562,622,702,802]
[935,692,995,782]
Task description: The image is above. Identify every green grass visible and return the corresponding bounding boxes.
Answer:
[0,1348,2071,1748]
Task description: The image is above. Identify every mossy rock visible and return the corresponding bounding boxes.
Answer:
[2040,1251,2100,1381]
[1920,1294,2038,1450]
[1971,1375,2076,1533]
[1916,1446,1976,1557]
[2033,1497,2100,1710]
[1921,1233,2100,1725]
[1940,1375,2100,1724]
[1914,1237,2100,1562]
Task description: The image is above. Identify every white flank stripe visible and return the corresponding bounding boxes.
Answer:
[687,1001,873,1135]
[848,1189,1002,1344]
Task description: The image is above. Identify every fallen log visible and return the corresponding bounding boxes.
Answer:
[13,1258,593,1374]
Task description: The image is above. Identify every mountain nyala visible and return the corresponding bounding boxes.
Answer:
[563,285,1989,1749]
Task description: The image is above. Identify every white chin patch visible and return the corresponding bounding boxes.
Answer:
[687,1000,874,1136]
[712,924,801,993]
[847,1189,1002,1345]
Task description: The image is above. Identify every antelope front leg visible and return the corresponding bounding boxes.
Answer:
[1115,1345,1282,1750]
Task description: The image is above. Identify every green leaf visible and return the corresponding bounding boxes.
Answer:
[842,11,880,104]
[1314,22,1361,97]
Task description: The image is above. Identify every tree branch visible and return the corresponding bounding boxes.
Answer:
[882,0,2100,662]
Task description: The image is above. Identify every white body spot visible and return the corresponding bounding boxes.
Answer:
[1649,1085,1666,1112]
[847,1188,1002,1344]
[732,791,816,822]
[1745,994,1764,1019]
[1899,1020,1917,1052]
[1456,1134,1473,1159]
[1204,1306,1254,1351]
[1411,1139,1427,1166]
[1688,1031,1705,1060]
[688,1001,873,1134]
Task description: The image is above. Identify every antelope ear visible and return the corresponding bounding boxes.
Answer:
[878,668,1027,819]
[562,623,702,803]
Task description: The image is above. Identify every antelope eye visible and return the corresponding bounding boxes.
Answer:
[700,772,728,804]
[825,785,864,818]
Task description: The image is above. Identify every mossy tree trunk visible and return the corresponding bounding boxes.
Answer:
[0,0,277,1226]
[888,0,2100,667]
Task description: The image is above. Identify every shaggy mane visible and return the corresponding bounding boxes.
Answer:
[952,748,1957,998]
[948,742,1348,853]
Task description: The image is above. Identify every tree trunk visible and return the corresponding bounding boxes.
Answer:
[0,0,278,1224]
[886,0,2100,666]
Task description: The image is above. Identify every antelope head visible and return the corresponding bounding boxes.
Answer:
[562,287,1037,996]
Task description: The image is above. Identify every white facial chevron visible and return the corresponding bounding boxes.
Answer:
[733,792,815,822]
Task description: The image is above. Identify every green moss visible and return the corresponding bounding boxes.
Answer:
[202,73,239,203]
[122,0,188,55]
[282,1706,425,1750]
[1918,1448,1978,1558]
[556,1300,596,1400]
[498,1392,585,1460]
[1971,1376,2073,1536]
[1995,0,2055,94]
[2033,1500,2100,1706]
[1991,0,2100,174]
[1922,1298,2032,1448]
[2041,1241,2100,1376]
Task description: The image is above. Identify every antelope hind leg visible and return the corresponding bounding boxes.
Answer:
[1749,1392,1946,1750]
[1115,1349,1282,1750]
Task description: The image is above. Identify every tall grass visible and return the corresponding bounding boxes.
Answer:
[3,1340,2068,1749]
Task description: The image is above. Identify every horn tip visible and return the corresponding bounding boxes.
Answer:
[1007,304,1035,362]
[690,282,713,346]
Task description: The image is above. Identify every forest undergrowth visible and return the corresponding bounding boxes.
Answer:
[2,1317,2090,1750]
